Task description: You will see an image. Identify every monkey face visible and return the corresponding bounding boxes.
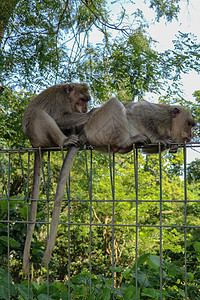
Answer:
[171,107,196,143]
[68,84,90,113]
[74,98,88,113]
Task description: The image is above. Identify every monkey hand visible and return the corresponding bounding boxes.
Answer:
[161,138,178,153]
[63,135,80,147]
[153,138,180,153]
[152,138,174,148]
[130,134,150,145]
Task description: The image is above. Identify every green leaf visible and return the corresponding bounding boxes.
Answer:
[0,201,8,213]
[0,279,9,300]
[122,269,131,279]
[168,264,179,277]
[194,241,200,252]
[52,281,67,292]
[38,295,53,300]
[0,236,20,248]
[86,294,96,300]
[60,291,69,300]
[141,287,160,299]
[101,287,111,300]
[148,255,160,269]
[73,286,88,296]
[136,253,150,267]
[17,284,33,299]
[137,271,149,287]
[32,281,40,291]
[71,274,89,286]
[123,285,137,300]
[113,266,124,272]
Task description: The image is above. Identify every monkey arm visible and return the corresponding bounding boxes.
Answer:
[55,112,91,129]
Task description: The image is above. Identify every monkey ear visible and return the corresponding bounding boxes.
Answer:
[66,84,74,94]
[172,107,181,118]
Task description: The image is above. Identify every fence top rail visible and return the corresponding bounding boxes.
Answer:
[0,142,200,154]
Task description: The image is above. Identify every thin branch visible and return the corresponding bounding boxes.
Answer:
[55,1,70,77]
[56,0,69,35]
[80,0,130,37]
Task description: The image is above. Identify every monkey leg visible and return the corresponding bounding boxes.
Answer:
[85,98,130,148]
[26,109,72,147]
[23,152,42,275]
[113,134,150,154]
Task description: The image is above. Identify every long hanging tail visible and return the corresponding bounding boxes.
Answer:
[42,145,79,266]
[23,151,42,275]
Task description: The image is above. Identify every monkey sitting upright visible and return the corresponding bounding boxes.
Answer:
[42,97,196,267]
[22,83,91,147]
[22,83,91,275]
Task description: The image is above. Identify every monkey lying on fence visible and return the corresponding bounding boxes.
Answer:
[42,97,196,266]
[22,83,91,275]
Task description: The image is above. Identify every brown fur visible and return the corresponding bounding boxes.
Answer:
[22,83,91,147]
[84,99,195,153]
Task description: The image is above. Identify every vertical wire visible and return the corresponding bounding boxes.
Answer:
[8,153,11,300]
[133,145,138,299]
[159,143,163,299]
[47,151,51,300]
[89,149,93,293]
[18,149,27,198]
[183,144,187,299]
[27,152,30,298]
[67,168,71,299]
[109,149,115,298]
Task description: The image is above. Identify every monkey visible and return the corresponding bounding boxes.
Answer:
[41,97,196,266]
[22,83,91,275]
[22,83,91,147]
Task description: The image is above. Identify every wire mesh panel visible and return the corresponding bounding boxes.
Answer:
[0,145,200,299]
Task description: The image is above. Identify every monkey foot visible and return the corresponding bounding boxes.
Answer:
[63,135,80,147]
[130,134,150,145]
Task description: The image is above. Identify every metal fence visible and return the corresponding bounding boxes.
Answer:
[0,144,200,299]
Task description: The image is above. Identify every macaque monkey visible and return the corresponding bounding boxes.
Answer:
[42,97,196,266]
[22,83,91,275]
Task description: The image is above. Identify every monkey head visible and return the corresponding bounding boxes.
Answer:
[67,83,91,113]
[171,106,196,143]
